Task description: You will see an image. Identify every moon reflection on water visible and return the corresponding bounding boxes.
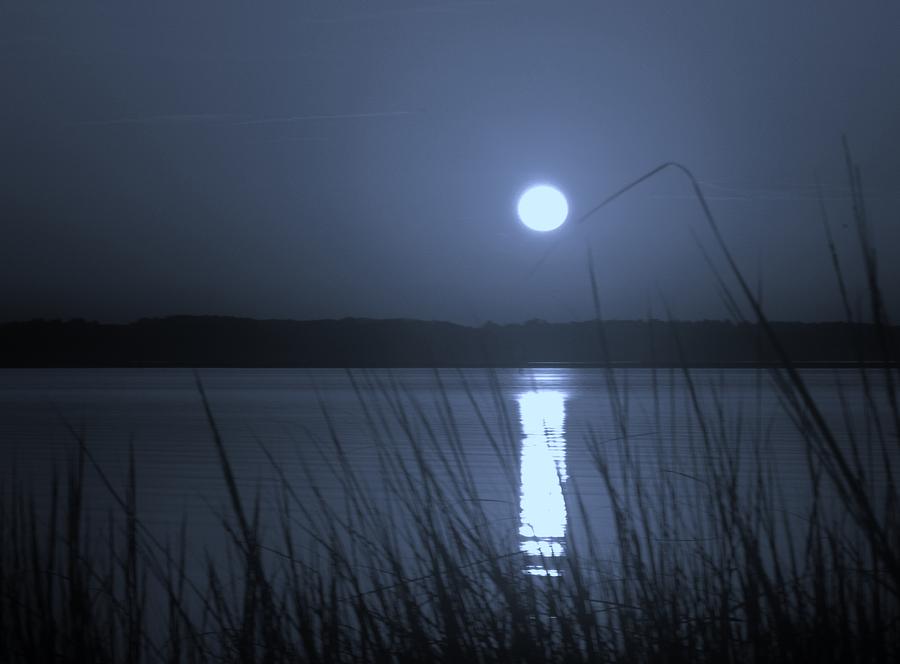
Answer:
[517,390,568,576]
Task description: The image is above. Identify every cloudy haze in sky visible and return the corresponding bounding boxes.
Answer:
[3,1,899,323]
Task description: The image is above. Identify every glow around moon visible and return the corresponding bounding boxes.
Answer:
[517,185,569,232]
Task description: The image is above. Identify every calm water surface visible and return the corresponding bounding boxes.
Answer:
[0,368,892,576]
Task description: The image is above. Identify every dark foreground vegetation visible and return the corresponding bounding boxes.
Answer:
[2,148,898,662]
[2,315,899,368]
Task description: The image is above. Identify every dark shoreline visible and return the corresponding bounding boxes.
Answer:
[3,315,898,368]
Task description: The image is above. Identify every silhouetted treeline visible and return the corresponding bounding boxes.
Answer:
[1,316,897,367]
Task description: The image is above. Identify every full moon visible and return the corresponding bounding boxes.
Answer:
[517,185,569,232]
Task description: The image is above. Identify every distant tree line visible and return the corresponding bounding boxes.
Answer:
[1,316,897,367]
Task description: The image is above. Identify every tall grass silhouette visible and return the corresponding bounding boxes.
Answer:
[1,143,897,662]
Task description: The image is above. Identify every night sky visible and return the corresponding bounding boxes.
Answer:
[3,1,899,325]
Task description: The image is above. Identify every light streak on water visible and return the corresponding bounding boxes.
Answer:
[517,390,567,576]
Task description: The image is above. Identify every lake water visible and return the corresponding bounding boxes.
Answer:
[1,367,894,577]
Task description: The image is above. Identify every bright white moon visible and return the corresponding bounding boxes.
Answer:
[517,185,569,232]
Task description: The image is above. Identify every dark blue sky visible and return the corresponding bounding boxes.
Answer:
[3,1,899,323]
